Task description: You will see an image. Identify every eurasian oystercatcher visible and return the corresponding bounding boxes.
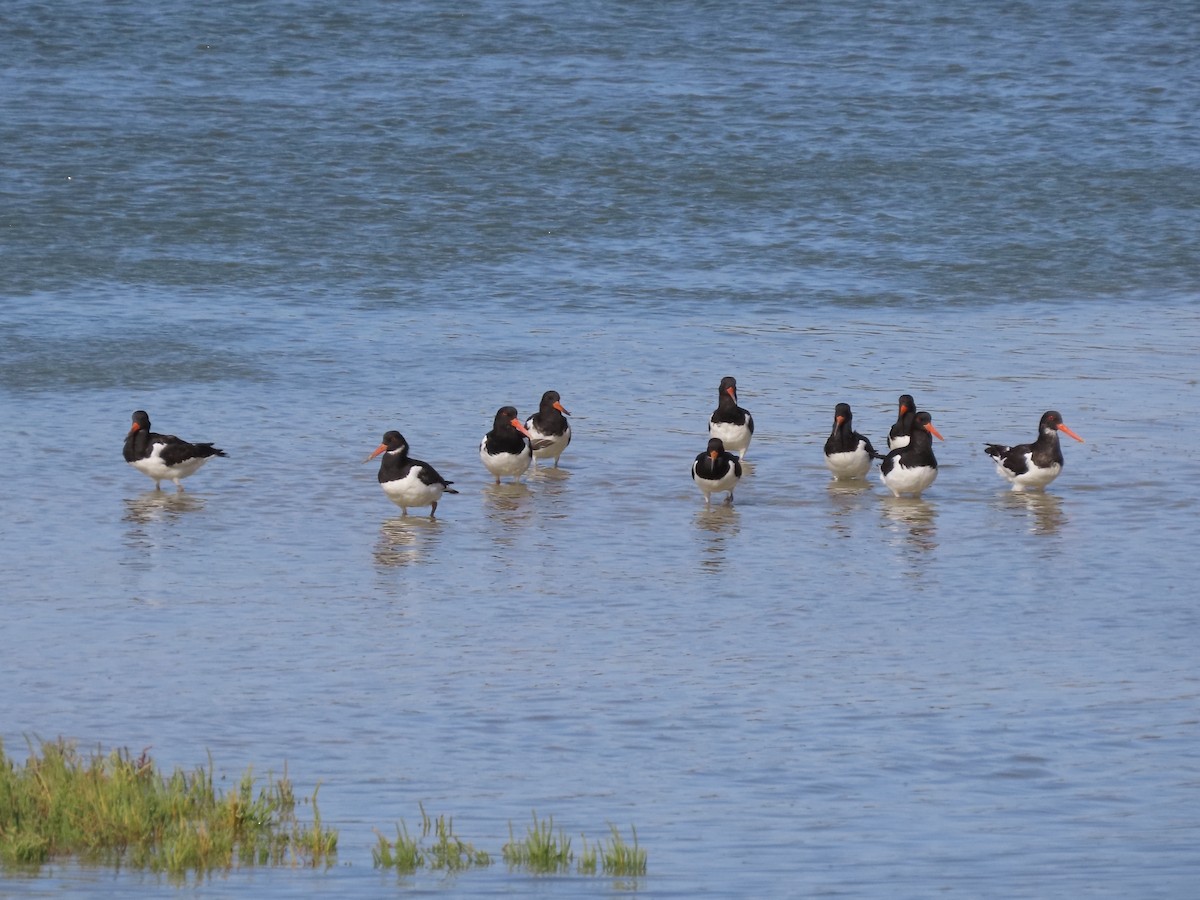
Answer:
[366,430,459,516]
[692,437,743,505]
[823,402,882,480]
[525,390,572,468]
[709,376,754,458]
[123,409,226,492]
[985,410,1084,492]
[887,393,917,450]
[480,406,532,484]
[879,411,943,498]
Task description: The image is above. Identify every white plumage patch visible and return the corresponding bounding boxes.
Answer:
[991,451,1062,492]
[692,461,740,503]
[527,423,571,465]
[708,420,751,456]
[880,461,938,498]
[824,445,872,480]
[480,438,532,480]
[130,443,209,486]
[381,465,445,511]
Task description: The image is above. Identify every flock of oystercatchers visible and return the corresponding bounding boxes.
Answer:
[122,380,1084,517]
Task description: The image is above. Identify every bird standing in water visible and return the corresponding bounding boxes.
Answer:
[692,437,743,505]
[123,410,226,492]
[480,406,532,484]
[709,376,754,459]
[525,390,572,468]
[879,411,943,498]
[887,393,917,450]
[823,402,881,480]
[366,430,458,517]
[985,410,1084,492]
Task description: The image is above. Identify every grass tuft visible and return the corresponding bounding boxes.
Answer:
[0,738,337,877]
[373,802,489,873]
[576,833,598,875]
[374,808,647,878]
[600,824,647,877]
[502,812,572,873]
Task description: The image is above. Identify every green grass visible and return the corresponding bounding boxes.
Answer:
[577,834,599,875]
[499,816,644,877]
[502,812,572,873]
[0,739,337,877]
[372,822,422,872]
[373,802,490,872]
[599,824,647,877]
[375,808,646,879]
[2,739,645,882]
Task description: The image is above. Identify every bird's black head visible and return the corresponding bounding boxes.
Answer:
[914,411,944,441]
[1040,410,1084,443]
[1040,411,1063,431]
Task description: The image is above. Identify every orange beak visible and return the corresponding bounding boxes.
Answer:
[900,404,909,414]
[511,418,530,436]
[364,443,388,463]
[1057,423,1085,443]
[924,422,944,441]
[709,450,719,460]
[128,422,140,434]
[553,401,571,416]
[725,385,737,400]
[835,415,846,426]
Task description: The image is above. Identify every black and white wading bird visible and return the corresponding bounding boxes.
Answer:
[692,437,743,505]
[879,411,944,498]
[525,390,572,468]
[984,410,1085,492]
[708,376,754,459]
[887,393,918,450]
[823,402,882,480]
[366,430,458,517]
[123,410,226,492]
[480,405,533,484]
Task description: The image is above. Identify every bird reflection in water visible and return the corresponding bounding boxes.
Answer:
[123,490,205,525]
[695,503,739,574]
[482,482,534,547]
[825,478,873,540]
[121,491,206,567]
[526,467,571,520]
[528,465,570,484]
[1002,490,1067,537]
[881,496,938,555]
[374,516,443,568]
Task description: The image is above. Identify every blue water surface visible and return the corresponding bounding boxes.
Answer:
[2,1,1198,896]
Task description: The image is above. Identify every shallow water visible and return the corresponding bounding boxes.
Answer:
[2,0,1199,896]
